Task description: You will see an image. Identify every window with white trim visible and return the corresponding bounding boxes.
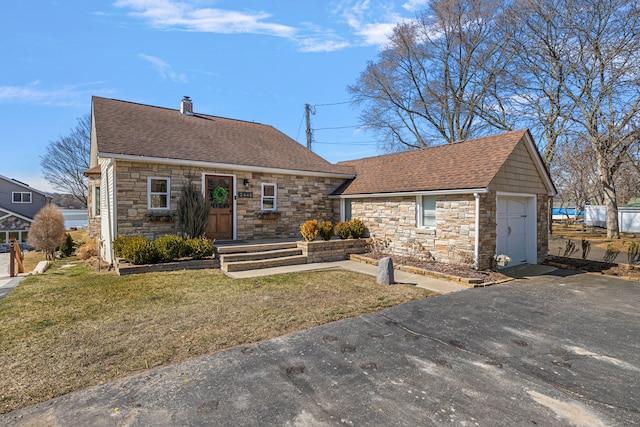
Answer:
[261,183,277,211]
[417,195,436,227]
[343,198,352,221]
[148,177,170,210]
[12,192,32,203]
[93,186,101,217]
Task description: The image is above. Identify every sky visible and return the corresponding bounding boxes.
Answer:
[0,0,430,193]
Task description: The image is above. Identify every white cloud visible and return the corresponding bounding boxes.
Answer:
[335,0,407,47]
[114,0,296,38]
[0,81,111,106]
[402,0,430,12]
[138,54,188,83]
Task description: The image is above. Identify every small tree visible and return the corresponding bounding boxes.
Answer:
[27,204,67,260]
[177,180,210,239]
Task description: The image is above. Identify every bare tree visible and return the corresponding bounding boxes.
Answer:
[501,0,576,167]
[27,204,67,260]
[555,0,640,238]
[40,114,91,207]
[349,0,513,151]
[551,138,600,214]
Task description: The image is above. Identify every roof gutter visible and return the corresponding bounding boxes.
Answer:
[329,188,490,199]
[96,152,355,179]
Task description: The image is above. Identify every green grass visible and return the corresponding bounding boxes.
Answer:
[0,261,432,413]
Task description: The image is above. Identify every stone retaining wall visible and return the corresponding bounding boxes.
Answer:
[298,239,368,263]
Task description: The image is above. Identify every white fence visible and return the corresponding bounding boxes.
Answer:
[585,205,607,227]
[584,205,640,232]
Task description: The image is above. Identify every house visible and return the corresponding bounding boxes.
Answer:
[87,96,355,264]
[331,130,557,269]
[0,175,53,244]
[88,96,556,269]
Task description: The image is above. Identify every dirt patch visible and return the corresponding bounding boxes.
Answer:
[361,252,507,284]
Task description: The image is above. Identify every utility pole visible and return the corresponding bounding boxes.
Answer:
[305,103,313,151]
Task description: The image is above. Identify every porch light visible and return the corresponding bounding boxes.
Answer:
[243,179,250,187]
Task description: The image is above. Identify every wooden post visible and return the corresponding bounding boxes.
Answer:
[9,238,24,274]
[9,243,15,277]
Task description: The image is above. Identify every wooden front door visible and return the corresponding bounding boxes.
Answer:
[205,175,233,240]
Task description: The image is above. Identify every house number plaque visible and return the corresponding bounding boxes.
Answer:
[237,191,253,198]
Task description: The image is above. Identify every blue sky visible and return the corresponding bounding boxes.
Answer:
[1,0,429,193]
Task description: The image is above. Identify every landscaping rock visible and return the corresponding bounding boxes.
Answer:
[377,257,394,285]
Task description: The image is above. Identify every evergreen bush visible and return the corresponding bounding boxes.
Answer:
[154,234,186,263]
[59,233,76,257]
[300,219,319,241]
[318,221,334,241]
[183,236,215,259]
[113,235,159,265]
[334,221,351,239]
[349,218,365,238]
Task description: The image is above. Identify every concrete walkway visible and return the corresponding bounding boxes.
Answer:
[0,253,25,300]
[225,259,470,294]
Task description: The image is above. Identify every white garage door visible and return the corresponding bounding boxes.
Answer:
[496,197,529,265]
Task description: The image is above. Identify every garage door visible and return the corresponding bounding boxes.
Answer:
[496,197,528,265]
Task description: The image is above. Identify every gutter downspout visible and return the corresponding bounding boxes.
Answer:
[105,157,115,269]
[474,192,480,269]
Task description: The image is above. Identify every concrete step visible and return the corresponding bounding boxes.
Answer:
[220,248,303,263]
[217,241,299,255]
[223,255,308,273]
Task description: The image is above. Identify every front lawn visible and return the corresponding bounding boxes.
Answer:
[0,262,431,414]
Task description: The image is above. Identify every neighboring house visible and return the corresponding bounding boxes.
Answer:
[88,96,556,269]
[0,175,53,243]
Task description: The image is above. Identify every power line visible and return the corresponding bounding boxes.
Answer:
[314,101,351,107]
[313,125,361,131]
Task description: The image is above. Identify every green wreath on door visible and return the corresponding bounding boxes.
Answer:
[210,186,229,203]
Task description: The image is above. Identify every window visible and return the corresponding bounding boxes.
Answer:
[418,195,436,227]
[261,183,277,211]
[343,198,352,221]
[93,186,101,217]
[148,177,170,210]
[12,192,32,203]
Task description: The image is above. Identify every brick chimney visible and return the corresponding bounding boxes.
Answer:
[180,96,193,116]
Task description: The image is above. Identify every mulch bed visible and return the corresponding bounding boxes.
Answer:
[545,255,640,280]
[360,252,508,284]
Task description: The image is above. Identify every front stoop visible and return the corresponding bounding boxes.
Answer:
[219,243,306,272]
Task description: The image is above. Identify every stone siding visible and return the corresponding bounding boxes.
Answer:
[112,161,345,241]
[350,195,477,266]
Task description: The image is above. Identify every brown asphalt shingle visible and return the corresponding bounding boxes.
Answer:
[333,130,531,195]
[92,96,354,176]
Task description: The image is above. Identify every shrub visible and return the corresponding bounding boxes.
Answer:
[628,241,640,265]
[59,233,76,257]
[183,236,215,260]
[334,221,351,239]
[77,239,98,260]
[177,180,211,239]
[581,238,591,260]
[154,234,185,263]
[27,204,67,260]
[318,221,334,241]
[300,220,319,242]
[349,218,365,239]
[113,235,159,265]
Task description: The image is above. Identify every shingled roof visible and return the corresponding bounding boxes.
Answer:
[332,129,547,196]
[92,96,353,176]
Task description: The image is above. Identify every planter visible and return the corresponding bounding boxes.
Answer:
[116,257,220,276]
[255,211,282,220]
[298,238,367,263]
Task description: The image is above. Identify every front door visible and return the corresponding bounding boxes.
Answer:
[205,175,233,240]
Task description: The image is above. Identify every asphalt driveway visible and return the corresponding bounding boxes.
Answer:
[2,267,639,426]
